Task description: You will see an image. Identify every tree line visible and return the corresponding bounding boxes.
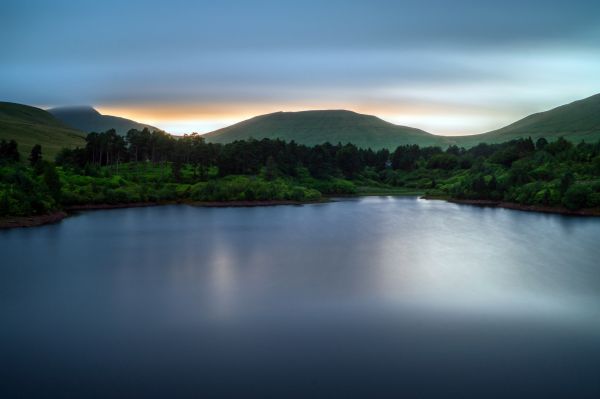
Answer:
[2,129,600,216]
[55,128,390,179]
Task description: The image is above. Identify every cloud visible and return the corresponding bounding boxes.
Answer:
[2,0,600,135]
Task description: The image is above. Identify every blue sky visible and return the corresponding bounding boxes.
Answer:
[3,0,600,135]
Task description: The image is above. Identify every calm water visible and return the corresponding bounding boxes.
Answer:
[1,197,600,398]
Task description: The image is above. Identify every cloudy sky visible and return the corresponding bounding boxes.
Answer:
[3,0,600,135]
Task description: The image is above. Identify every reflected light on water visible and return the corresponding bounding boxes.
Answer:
[2,198,600,397]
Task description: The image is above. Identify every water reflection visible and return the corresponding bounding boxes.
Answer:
[1,198,600,398]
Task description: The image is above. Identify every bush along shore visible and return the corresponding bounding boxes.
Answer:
[2,130,600,227]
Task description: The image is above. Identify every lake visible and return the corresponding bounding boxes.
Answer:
[1,197,600,398]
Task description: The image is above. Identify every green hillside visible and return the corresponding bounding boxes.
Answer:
[3,93,600,161]
[204,95,600,149]
[203,110,453,150]
[48,106,160,135]
[454,93,600,147]
[0,102,86,159]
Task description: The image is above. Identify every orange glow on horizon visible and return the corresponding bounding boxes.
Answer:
[95,101,511,136]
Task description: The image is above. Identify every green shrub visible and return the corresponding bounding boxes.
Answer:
[426,154,458,170]
[310,178,356,195]
[562,184,593,210]
[587,192,600,208]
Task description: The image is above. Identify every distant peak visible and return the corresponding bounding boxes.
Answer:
[277,109,358,115]
[48,105,100,115]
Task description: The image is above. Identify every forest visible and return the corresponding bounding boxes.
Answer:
[2,127,600,217]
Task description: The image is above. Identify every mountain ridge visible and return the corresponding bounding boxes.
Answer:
[3,92,600,160]
[459,93,600,145]
[48,106,160,136]
[204,109,453,149]
[203,93,600,149]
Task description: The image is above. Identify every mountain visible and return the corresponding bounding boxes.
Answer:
[48,106,160,136]
[455,93,600,147]
[0,102,86,159]
[203,110,453,150]
[4,93,599,160]
[204,94,600,149]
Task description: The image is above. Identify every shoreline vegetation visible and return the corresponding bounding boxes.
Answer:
[0,192,410,229]
[3,193,600,230]
[2,129,600,229]
[0,202,296,229]
[424,196,600,217]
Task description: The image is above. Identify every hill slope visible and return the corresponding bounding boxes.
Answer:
[455,93,600,146]
[204,95,600,149]
[0,102,86,159]
[48,106,160,135]
[203,110,452,150]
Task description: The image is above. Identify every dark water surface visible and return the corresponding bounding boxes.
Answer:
[2,197,600,398]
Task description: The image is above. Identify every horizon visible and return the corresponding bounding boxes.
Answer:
[39,92,594,138]
[4,0,600,136]
[95,92,597,137]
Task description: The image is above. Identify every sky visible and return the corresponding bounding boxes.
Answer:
[2,0,600,136]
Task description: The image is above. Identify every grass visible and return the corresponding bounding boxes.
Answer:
[0,102,86,160]
[451,93,600,147]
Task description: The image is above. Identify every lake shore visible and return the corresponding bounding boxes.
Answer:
[0,211,69,229]
[4,194,600,230]
[0,199,328,229]
[424,196,600,217]
[66,199,326,211]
